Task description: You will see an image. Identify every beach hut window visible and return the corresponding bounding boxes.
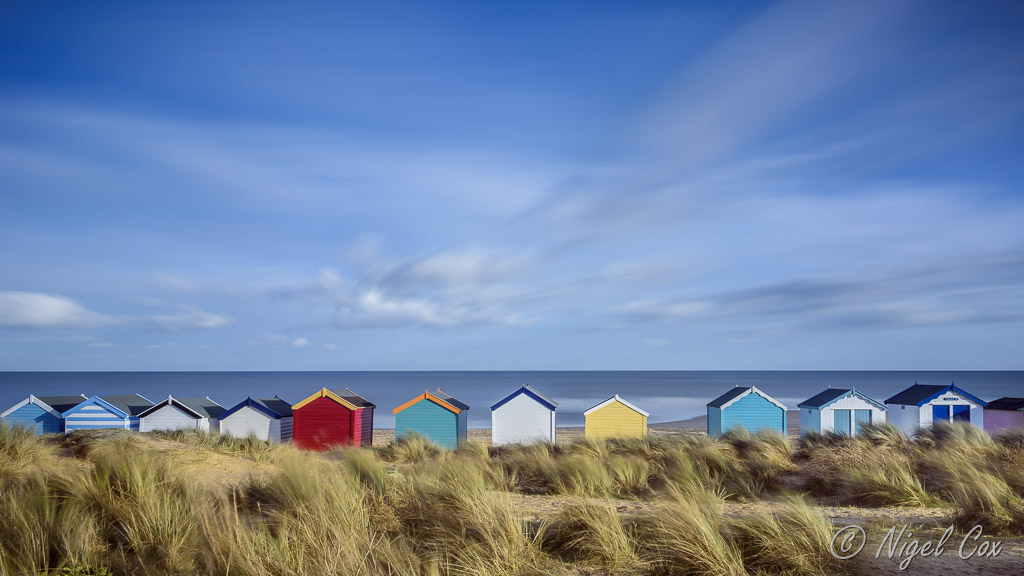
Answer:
[933,405,949,421]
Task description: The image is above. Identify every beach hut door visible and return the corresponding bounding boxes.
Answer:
[932,405,950,422]
[854,410,871,434]
[834,410,851,435]
[952,405,971,422]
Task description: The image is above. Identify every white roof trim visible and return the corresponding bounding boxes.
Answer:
[140,395,204,420]
[583,394,650,417]
[1,396,31,418]
[1,395,62,420]
[720,386,788,411]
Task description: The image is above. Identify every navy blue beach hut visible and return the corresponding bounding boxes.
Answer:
[63,394,155,433]
[1,394,87,434]
[707,386,788,436]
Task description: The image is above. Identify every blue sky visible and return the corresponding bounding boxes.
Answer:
[1,0,1023,370]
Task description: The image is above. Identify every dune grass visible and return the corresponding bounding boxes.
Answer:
[543,501,641,570]
[2,422,1023,575]
[729,494,836,576]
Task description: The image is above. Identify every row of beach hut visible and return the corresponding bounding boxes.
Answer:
[2,382,1022,449]
[708,382,1021,438]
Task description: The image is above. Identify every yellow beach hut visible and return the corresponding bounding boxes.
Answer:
[583,394,649,439]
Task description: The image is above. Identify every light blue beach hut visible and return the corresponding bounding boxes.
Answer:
[707,386,787,436]
[393,388,468,449]
[1,395,87,434]
[797,388,886,436]
[63,394,155,432]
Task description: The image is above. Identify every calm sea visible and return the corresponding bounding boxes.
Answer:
[0,371,1020,428]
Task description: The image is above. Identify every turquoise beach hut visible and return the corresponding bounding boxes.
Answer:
[706,386,787,437]
[393,388,468,449]
[1,394,87,434]
[63,394,155,433]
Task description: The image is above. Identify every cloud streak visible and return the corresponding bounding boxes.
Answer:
[145,306,234,331]
[613,250,1024,333]
[0,291,118,328]
[0,291,234,334]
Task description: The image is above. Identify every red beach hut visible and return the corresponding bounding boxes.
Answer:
[292,387,375,451]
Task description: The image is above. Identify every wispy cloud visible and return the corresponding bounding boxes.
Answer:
[612,250,1024,333]
[291,337,311,348]
[87,341,117,349]
[0,291,118,328]
[275,248,540,330]
[145,306,233,331]
[247,333,289,346]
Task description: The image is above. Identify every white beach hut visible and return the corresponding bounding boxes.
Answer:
[219,397,293,442]
[797,388,886,435]
[490,384,557,446]
[138,396,225,433]
[884,383,987,436]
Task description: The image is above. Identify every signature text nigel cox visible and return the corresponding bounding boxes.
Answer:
[831,524,1002,570]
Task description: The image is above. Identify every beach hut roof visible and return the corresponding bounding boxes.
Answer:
[797,388,887,411]
[138,396,225,419]
[221,397,293,420]
[434,388,470,410]
[707,387,749,408]
[335,388,376,409]
[491,384,558,412]
[37,395,91,413]
[90,394,154,417]
[293,387,376,411]
[61,391,142,414]
[986,397,1024,411]
[255,397,293,417]
[584,394,649,417]
[181,397,226,418]
[393,388,467,415]
[884,383,988,407]
[707,386,787,411]
[1,394,87,419]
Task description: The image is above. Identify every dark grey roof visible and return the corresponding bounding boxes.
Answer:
[254,397,292,417]
[138,396,224,419]
[798,388,887,411]
[99,394,155,416]
[332,388,376,409]
[798,388,851,408]
[178,397,226,418]
[434,388,469,411]
[36,395,87,414]
[707,387,751,408]
[524,384,558,408]
[884,384,948,406]
[987,397,1024,411]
